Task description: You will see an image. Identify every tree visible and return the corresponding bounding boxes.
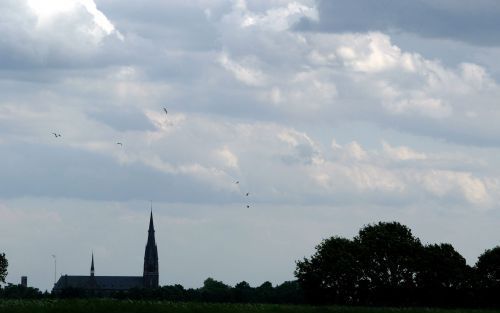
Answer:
[475,246,500,288]
[417,243,470,289]
[256,281,274,303]
[0,253,7,284]
[200,277,231,302]
[414,243,472,307]
[273,280,304,304]
[355,222,422,290]
[234,281,253,302]
[295,236,361,304]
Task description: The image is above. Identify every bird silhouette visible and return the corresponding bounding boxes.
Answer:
[246,205,250,208]
[245,192,249,196]
[163,108,168,115]
[52,133,61,138]
[235,181,239,184]
[117,142,123,146]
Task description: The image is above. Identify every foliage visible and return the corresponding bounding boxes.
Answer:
[1,300,499,313]
[355,222,422,290]
[475,246,500,288]
[295,221,500,308]
[109,280,304,304]
[0,253,7,284]
[417,243,471,289]
[0,284,46,299]
[295,237,360,304]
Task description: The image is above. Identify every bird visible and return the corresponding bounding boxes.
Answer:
[163,108,168,115]
[52,133,61,138]
[117,142,123,147]
[245,192,249,196]
[246,205,250,208]
[235,181,239,184]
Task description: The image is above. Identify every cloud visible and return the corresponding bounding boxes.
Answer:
[218,53,267,86]
[27,0,122,40]
[3,0,500,293]
[0,0,124,69]
[224,0,318,32]
[296,0,500,46]
[382,141,427,161]
[418,170,491,206]
[215,146,239,169]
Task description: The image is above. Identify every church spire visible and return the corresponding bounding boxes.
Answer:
[90,252,95,277]
[149,205,155,233]
[143,205,159,288]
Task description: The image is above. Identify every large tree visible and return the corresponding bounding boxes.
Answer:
[475,246,500,288]
[417,243,470,289]
[0,253,7,283]
[355,222,422,290]
[295,236,361,304]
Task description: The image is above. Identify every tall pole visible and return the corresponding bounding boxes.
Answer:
[51,255,56,285]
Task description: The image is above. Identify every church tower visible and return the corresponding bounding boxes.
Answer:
[143,209,159,288]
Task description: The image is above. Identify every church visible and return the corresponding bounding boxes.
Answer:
[53,211,159,294]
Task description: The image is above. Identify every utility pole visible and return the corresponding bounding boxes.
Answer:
[51,255,57,285]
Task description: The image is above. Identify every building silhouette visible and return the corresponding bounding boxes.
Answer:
[53,211,159,294]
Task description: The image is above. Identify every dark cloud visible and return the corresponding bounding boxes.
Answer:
[296,0,500,46]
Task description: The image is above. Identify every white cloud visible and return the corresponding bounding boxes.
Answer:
[218,53,267,86]
[337,33,409,73]
[382,141,427,161]
[215,146,239,169]
[384,96,452,118]
[419,170,491,206]
[345,141,368,161]
[228,0,318,31]
[27,0,122,41]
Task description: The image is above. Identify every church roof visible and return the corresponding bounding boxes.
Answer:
[54,275,143,291]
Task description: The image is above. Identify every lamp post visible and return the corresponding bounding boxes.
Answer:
[51,255,56,286]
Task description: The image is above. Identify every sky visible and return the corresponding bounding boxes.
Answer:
[1,0,500,292]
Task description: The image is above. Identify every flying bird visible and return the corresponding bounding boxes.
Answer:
[246,205,250,208]
[52,133,61,138]
[235,181,239,184]
[163,108,168,115]
[117,142,123,146]
[245,192,249,196]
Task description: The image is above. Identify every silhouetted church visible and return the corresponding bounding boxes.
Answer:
[53,211,159,294]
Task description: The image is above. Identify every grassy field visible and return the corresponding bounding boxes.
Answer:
[0,300,499,313]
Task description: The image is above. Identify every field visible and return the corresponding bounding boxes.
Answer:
[0,300,498,313]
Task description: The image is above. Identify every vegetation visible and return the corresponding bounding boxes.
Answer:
[295,222,500,307]
[0,300,499,313]
[0,253,7,283]
[0,284,47,299]
[3,222,500,309]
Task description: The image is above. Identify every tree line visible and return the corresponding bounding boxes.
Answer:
[295,221,500,307]
[0,278,303,304]
[1,222,500,307]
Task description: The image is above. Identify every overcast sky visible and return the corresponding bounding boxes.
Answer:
[1,0,500,292]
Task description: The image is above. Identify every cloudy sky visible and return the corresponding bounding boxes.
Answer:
[1,0,500,291]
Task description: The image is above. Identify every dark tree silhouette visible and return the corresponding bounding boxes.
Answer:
[200,277,232,302]
[355,222,422,290]
[0,253,7,283]
[417,243,470,289]
[234,281,252,302]
[476,246,500,288]
[295,236,360,304]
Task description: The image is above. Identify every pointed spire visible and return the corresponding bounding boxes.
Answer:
[144,204,159,288]
[90,252,95,276]
[149,202,155,233]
